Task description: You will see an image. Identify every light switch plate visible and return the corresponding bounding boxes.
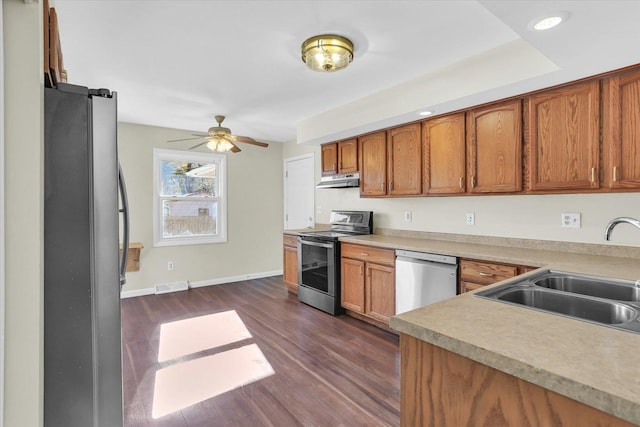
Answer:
[404,211,412,222]
[561,212,581,228]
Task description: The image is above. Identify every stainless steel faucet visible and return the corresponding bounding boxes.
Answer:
[604,217,640,240]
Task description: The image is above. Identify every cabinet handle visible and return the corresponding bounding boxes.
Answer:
[459,177,464,189]
[613,166,618,182]
[360,265,364,275]
[479,272,494,277]
[590,167,595,183]
[381,182,385,191]
[360,252,369,256]
[390,181,394,191]
[366,267,370,278]
[471,176,476,188]
[339,162,342,171]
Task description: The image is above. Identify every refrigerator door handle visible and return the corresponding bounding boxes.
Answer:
[118,163,130,287]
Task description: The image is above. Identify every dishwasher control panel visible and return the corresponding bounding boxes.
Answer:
[395,249,457,265]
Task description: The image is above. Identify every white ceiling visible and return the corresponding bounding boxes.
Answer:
[53,1,640,146]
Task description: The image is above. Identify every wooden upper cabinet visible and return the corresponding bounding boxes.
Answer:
[423,113,466,194]
[467,101,522,193]
[338,139,358,173]
[321,139,358,176]
[602,68,640,189]
[359,131,388,196]
[526,81,600,191]
[387,123,422,196]
[321,143,338,176]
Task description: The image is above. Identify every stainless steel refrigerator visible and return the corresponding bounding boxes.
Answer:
[44,83,129,427]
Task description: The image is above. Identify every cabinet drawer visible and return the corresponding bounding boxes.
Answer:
[341,243,395,267]
[283,234,298,247]
[460,259,518,285]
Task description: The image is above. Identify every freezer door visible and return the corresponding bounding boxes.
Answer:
[44,85,123,427]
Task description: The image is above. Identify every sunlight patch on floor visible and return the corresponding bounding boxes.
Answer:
[157,310,252,362]
[152,343,274,419]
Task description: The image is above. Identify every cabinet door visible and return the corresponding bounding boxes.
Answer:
[423,113,466,194]
[526,81,600,191]
[338,139,358,173]
[460,281,486,293]
[603,69,640,189]
[341,257,365,313]
[388,123,422,195]
[321,143,338,176]
[359,131,387,196]
[283,245,298,293]
[467,100,522,193]
[366,263,395,324]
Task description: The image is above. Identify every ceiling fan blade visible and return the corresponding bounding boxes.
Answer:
[230,142,241,153]
[233,135,269,147]
[167,136,203,143]
[188,141,208,150]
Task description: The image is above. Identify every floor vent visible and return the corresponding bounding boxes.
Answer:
[154,281,189,295]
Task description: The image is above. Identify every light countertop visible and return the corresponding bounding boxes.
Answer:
[332,233,640,424]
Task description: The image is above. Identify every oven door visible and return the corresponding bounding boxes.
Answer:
[297,236,337,296]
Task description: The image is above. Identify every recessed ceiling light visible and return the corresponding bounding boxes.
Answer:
[528,12,568,31]
[418,110,433,116]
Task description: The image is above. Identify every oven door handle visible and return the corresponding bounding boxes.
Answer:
[298,238,334,249]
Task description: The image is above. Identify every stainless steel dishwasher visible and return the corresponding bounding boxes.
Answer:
[395,249,458,315]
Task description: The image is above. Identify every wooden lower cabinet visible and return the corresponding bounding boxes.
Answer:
[460,259,534,293]
[365,263,395,323]
[399,334,635,427]
[341,257,365,312]
[283,234,298,293]
[341,243,395,325]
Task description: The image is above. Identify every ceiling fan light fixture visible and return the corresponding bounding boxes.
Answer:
[301,34,354,72]
[206,137,233,153]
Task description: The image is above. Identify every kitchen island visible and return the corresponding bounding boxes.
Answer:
[334,231,640,425]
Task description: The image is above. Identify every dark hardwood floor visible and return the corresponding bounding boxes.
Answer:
[122,276,400,426]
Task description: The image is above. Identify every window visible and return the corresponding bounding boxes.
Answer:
[153,149,226,246]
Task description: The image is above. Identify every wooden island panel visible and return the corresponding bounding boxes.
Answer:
[400,334,635,427]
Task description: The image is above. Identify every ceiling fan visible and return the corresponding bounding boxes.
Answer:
[167,115,269,153]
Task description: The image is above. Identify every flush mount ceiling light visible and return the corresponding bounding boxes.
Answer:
[418,110,433,116]
[301,34,354,72]
[528,12,568,31]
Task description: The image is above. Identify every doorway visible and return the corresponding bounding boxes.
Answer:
[283,154,314,230]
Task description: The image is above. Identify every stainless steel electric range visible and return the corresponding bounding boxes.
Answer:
[297,210,373,315]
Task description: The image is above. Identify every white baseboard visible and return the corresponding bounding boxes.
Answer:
[120,270,283,299]
[189,270,283,288]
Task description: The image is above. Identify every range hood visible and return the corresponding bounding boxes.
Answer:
[316,172,360,189]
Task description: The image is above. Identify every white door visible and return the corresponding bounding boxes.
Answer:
[284,154,314,230]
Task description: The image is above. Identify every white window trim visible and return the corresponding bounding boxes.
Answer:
[152,148,227,247]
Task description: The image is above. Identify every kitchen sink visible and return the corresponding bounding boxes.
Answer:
[497,288,636,325]
[533,273,640,302]
[476,270,640,334]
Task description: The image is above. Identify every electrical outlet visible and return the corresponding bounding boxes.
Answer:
[404,211,412,222]
[466,213,475,226]
[561,212,581,228]
[168,261,174,271]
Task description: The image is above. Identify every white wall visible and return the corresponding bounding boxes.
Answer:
[118,122,284,294]
[3,1,43,426]
[283,142,640,248]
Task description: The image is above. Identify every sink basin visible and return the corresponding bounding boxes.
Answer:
[497,288,636,325]
[475,270,640,334]
[533,274,640,302]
